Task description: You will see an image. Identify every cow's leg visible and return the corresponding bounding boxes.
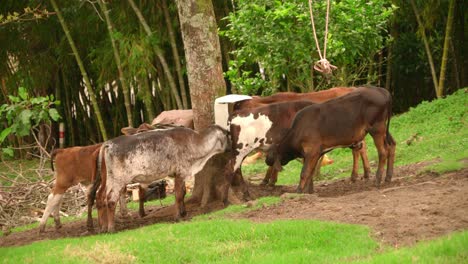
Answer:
[118,188,129,218]
[86,186,95,232]
[38,193,63,233]
[303,156,323,193]
[371,133,388,187]
[138,185,146,218]
[53,194,64,229]
[174,176,187,220]
[106,200,117,233]
[385,133,396,183]
[351,147,360,182]
[261,166,278,186]
[260,166,271,186]
[96,187,108,233]
[268,166,279,186]
[359,141,371,180]
[298,152,320,193]
[106,189,120,233]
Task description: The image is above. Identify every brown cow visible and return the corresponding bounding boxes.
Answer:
[233,87,354,111]
[39,144,108,233]
[266,86,396,193]
[226,87,371,187]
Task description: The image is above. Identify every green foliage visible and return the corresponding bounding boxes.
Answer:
[0,87,61,157]
[223,0,394,94]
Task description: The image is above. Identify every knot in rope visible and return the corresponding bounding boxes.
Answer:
[313,59,337,75]
[309,0,337,76]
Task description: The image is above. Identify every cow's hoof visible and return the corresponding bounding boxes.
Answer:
[54,224,62,230]
[180,210,187,218]
[38,228,45,234]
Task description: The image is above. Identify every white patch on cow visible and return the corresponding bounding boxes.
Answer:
[39,193,64,231]
[230,113,273,170]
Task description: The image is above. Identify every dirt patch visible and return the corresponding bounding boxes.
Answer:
[240,163,468,247]
[1,162,467,248]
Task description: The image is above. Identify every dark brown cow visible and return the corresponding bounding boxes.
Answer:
[226,87,371,187]
[266,86,396,193]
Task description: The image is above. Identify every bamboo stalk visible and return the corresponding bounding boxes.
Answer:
[50,0,108,140]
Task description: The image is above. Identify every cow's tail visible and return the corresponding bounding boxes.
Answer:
[385,94,396,146]
[50,149,59,172]
[89,143,108,205]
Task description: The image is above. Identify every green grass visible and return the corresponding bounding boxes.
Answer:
[243,88,468,185]
[0,219,379,263]
[2,219,467,263]
[353,231,468,263]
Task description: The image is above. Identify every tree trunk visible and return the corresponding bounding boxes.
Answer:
[50,0,108,140]
[176,0,225,130]
[176,0,246,207]
[162,0,188,109]
[127,0,184,110]
[437,0,455,98]
[98,0,133,127]
[410,0,439,97]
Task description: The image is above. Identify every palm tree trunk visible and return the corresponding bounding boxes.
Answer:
[50,0,108,140]
[162,0,188,109]
[127,0,184,110]
[437,0,455,98]
[410,0,439,97]
[98,0,133,127]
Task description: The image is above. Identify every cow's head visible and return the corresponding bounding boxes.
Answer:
[266,143,297,171]
[205,125,232,153]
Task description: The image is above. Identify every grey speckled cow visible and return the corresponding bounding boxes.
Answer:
[95,125,230,233]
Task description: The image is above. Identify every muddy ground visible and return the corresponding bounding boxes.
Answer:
[1,162,467,248]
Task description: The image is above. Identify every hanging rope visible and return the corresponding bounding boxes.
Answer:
[308,0,337,75]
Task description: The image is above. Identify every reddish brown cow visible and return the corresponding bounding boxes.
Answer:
[39,144,105,233]
[233,87,355,111]
[227,87,371,187]
[266,86,396,193]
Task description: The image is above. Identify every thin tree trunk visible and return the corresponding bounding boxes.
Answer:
[98,0,133,127]
[437,0,455,98]
[162,0,188,109]
[142,73,155,120]
[50,0,108,140]
[127,0,184,110]
[410,0,439,97]
[385,46,393,91]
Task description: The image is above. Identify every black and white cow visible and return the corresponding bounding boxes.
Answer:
[95,125,230,233]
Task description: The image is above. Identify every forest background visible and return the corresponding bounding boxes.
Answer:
[0,0,465,153]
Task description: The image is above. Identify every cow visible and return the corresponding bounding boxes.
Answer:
[225,87,371,187]
[233,87,355,111]
[38,144,109,233]
[266,86,396,193]
[95,125,231,233]
[151,109,194,129]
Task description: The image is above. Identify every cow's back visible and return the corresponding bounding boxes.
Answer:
[54,144,102,187]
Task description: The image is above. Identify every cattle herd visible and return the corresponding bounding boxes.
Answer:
[40,86,396,234]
